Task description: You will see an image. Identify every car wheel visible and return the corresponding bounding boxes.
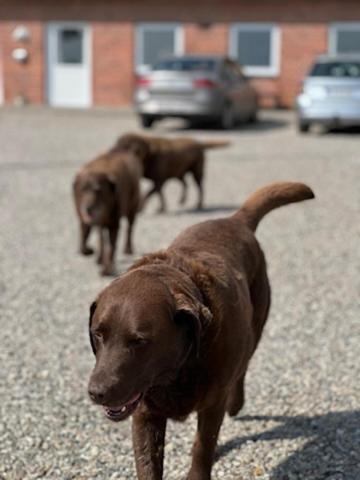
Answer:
[248,110,258,123]
[298,120,310,133]
[140,115,155,128]
[219,104,235,130]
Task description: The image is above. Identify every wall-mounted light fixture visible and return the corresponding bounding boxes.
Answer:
[12,48,29,63]
[12,25,30,42]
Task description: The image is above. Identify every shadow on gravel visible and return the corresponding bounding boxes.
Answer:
[216,411,360,480]
[326,126,360,135]
[154,116,289,133]
[165,205,238,216]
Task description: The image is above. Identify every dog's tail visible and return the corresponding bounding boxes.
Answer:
[234,182,315,231]
[198,139,231,150]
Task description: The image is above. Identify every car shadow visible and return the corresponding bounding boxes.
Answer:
[326,125,360,135]
[154,115,289,133]
[216,410,359,480]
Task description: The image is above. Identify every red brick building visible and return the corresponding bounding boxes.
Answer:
[1,0,360,108]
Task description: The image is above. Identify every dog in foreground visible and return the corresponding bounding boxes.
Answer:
[88,182,314,479]
[73,144,141,275]
[116,133,230,212]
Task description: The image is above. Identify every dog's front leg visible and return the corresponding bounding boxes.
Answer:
[97,228,105,264]
[132,406,167,480]
[101,222,119,276]
[187,403,225,480]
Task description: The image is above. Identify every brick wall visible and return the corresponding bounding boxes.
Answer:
[93,22,134,106]
[0,21,44,104]
[0,0,359,108]
[185,24,228,55]
[280,23,328,107]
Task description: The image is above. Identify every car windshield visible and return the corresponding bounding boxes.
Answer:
[310,61,360,78]
[153,59,216,72]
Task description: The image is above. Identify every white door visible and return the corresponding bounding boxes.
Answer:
[47,23,91,107]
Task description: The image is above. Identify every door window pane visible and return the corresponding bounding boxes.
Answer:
[58,29,83,64]
[336,30,360,54]
[142,29,175,67]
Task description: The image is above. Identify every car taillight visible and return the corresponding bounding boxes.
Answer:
[193,78,217,89]
[136,76,152,87]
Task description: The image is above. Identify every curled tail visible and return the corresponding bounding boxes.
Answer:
[234,182,315,231]
[198,139,231,150]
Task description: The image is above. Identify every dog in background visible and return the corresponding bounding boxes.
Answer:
[87,181,314,479]
[116,133,230,213]
[73,145,142,275]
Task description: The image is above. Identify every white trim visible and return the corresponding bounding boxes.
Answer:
[46,22,92,107]
[135,22,184,71]
[329,22,360,55]
[229,23,281,77]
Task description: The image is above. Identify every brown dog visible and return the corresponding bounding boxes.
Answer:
[88,182,314,479]
[116,133,230,212]
[73,145,142,275]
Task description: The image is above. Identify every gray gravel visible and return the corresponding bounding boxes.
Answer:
[0,107,359,480]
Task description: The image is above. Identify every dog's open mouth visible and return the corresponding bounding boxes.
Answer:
[103,392,143,421]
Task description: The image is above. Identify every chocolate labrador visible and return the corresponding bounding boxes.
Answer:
[73,145,142,275]
[116,133,230,212]
[88,181,314,479]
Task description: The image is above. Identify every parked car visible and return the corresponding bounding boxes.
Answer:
[296,54,360,132]
[134,55,258,129]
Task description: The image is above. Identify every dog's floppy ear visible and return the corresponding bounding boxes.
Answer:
[89,301,97,355]
[173,293,212,358]
[72,174,81,192]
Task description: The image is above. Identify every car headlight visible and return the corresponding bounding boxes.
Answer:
[297,94,312,108]
[304,85,328,99]
[136,89,150,102]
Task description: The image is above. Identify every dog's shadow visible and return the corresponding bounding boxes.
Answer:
[164,205,238,216]
[216,410,359,479]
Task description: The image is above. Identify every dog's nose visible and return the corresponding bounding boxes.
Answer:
[88,383,106,404]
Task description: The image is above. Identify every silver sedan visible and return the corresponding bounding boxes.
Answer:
[134,55,258,129]
[296,54,360,132]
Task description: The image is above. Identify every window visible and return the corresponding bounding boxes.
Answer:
[229,23,280,77]
[329,23,360,55]
[136,23,184,71]
[58,29,83,64]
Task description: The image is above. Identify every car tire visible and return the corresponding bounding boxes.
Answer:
[298,120,310,133]
[219,103,235,130]
[140,115,155,128]
[248,110,258,123]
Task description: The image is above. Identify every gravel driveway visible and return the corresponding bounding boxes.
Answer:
[0,107,359,480]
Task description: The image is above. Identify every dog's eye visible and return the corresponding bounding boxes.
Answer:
[127,337,150,349]
[93,331,103,342]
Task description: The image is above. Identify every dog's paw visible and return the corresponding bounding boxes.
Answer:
[81,247,94,256]
[101,265,115,277]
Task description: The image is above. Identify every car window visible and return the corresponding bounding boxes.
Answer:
[310,61,360,78]
[153,59,216,71]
